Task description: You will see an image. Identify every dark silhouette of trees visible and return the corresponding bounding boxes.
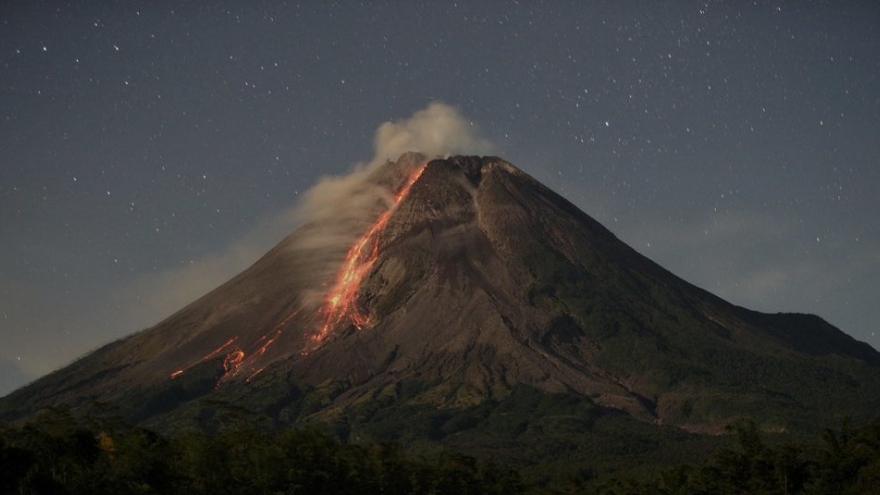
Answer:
[590,418,880,495]
[1,412,878,494]
[0,413,523,494]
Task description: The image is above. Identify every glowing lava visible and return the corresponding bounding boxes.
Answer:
[313,164,426,343]
[223,350,245,372]
[169,163,426,383]
[169,337,238,379]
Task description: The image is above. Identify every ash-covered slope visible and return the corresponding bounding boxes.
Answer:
[2,155,878,439]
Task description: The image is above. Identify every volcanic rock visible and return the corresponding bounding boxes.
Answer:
[2,155,878,452]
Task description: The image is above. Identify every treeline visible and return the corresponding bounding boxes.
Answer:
[2,409,880,495]
[0,408,523,495]
[586,419,880,495]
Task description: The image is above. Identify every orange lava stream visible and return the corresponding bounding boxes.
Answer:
[214,307,306,385]
[223,350,245,373]
[203,337,237,361]
[312,164,426,343]
[170,309,303,385]
[169,337,238,379]
[169,163,426,383]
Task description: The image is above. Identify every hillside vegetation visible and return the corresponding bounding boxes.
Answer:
[2,408,879,494]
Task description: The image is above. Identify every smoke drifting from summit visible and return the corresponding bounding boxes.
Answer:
[371,101,493,167]
[289,102,492,305]
[119,102,493,328]
[296,102,492,227]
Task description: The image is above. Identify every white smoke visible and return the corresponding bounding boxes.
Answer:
[289,102,492,305]
[370,101,493,167]
[116,101,492,327]
[297,102,491,226]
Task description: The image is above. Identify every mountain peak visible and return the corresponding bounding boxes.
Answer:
[2,155,878,440]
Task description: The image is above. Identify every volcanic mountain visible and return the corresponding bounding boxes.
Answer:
[2,155,879,467]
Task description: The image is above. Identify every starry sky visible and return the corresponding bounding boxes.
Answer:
[2,1,879,396]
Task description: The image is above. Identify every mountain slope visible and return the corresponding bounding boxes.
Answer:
[2,155,878,455]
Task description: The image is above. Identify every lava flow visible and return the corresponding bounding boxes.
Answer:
[169,337,238,380]
[169,309,302,385]
[169,162,426,383]
[312,164,426,343]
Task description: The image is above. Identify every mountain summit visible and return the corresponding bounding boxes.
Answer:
[2,155,878,448]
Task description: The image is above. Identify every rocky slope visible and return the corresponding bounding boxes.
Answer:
[2,156,878,450]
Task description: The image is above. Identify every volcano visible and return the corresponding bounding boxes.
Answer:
[2,155,878,468]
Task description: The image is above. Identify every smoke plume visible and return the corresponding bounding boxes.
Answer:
[119,102,492,324]
[297,102,491,226]
[289,101,492,305]
[370,101,493,167]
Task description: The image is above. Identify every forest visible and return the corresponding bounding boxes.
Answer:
[1,408,879,494]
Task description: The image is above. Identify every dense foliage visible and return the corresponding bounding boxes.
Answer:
[2,409,879,494]
[584,419,880,495]
[0,408,523,495]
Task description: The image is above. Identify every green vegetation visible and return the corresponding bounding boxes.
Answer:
[0,407,523,495]
[3,407,879,494]
[585,419,880,495]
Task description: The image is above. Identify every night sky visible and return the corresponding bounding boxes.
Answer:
[2,1,879,396]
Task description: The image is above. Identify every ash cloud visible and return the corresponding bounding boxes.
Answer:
[297,102,492,228]
[119,102,492,325]
[289,102,492,305]
[370,101,493,167]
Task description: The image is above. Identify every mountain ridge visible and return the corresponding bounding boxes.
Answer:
[2,155,878,451]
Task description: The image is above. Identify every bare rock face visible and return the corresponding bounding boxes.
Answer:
[2,155,878,440]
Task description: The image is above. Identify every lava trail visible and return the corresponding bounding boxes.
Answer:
[311,163,426,344]
[170,162,426,383]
